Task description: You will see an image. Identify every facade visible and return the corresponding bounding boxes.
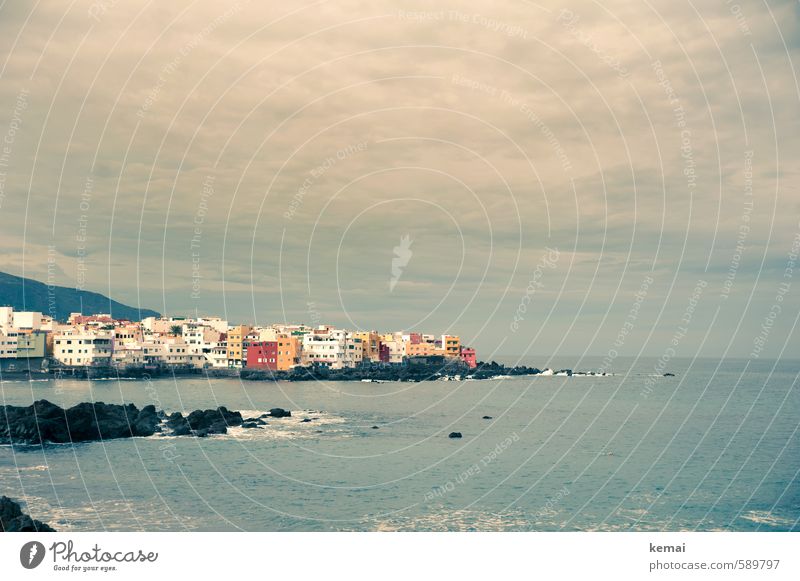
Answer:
[302,332,346,369]
[52,329,113,366]
[460,347,477,368]
[246,341,279,369]
[0,330,18,358]
[352,331,380,362]
[275,335,299,370]
[16,331,47,359]
[442,335,461,357]
[226,325,251,368]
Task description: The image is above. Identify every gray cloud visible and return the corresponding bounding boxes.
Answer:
[0,0,798,359]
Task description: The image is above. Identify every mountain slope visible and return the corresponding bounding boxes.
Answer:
[0,271,159,322]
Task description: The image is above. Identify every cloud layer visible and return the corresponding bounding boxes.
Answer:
[0,0,798,360]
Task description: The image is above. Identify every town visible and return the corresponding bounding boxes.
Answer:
[0,305,478,376]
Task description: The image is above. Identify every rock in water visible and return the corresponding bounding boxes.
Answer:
[165,412,192,436]
[482,415,493,420]
[1,400,251,443]
[448,432,463,438]
[0,496,55,532]
[0,400,160,445]
[269,408,291,418]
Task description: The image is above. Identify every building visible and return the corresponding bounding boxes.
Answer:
[352,331,380,362]
[226,325,251,368]
[246,341,279,370]
[207,340,229,368]
[460,347,477,368]
[52,329,113,367]
[442,335,461,358]
[16,331,47,359]
[275,335,300,370]
[301,331,347,369]
[0,330,18,358]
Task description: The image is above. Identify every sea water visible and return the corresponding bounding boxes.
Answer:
[1,357,797,531]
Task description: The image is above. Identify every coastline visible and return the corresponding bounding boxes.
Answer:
[0,361,642,383]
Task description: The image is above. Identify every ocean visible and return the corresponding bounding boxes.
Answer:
[1,357,797,531]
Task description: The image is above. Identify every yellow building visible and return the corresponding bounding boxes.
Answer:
[226,325,251,367]
[352,331,380,362]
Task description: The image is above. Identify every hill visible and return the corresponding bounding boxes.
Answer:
[0,271,159,322]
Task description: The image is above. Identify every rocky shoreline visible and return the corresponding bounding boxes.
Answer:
[1,361,677,383]
[0,400,293,446]
[0,496,56,532]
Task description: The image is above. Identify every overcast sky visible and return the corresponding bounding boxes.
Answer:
[0,0,798,361]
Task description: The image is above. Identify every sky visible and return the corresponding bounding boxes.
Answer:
[0,0,798,361]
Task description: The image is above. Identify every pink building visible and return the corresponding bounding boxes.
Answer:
[460,347,477,368]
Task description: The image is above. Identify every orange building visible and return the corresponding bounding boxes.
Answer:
[275,334,300,370]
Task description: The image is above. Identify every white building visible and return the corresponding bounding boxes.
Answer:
[301,333,346,369]
[207,341,228,368]
[52,329,113,367]
[0,330,18,358]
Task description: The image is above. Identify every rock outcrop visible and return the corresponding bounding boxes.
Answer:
[0,400,161,445]
[1,400,249,444]
[0,496,55,532]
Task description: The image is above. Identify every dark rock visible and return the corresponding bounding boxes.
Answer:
[165,413,192,436]
[241,422,260,429]
[0,400,163,445]
[300,418,312,423]
[269,408,291,418]
[187,407,242,432]
[0,496,55,532]
[1,400,246,442]
[133,405,160,437]
[663,373,675,377]
[371,426,379,429]
[448,432,463,438]
[482,416,493,419]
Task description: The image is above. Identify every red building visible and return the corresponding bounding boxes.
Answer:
[246,341,278,369]
[378,343,390,363]
[460,347,477,368]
